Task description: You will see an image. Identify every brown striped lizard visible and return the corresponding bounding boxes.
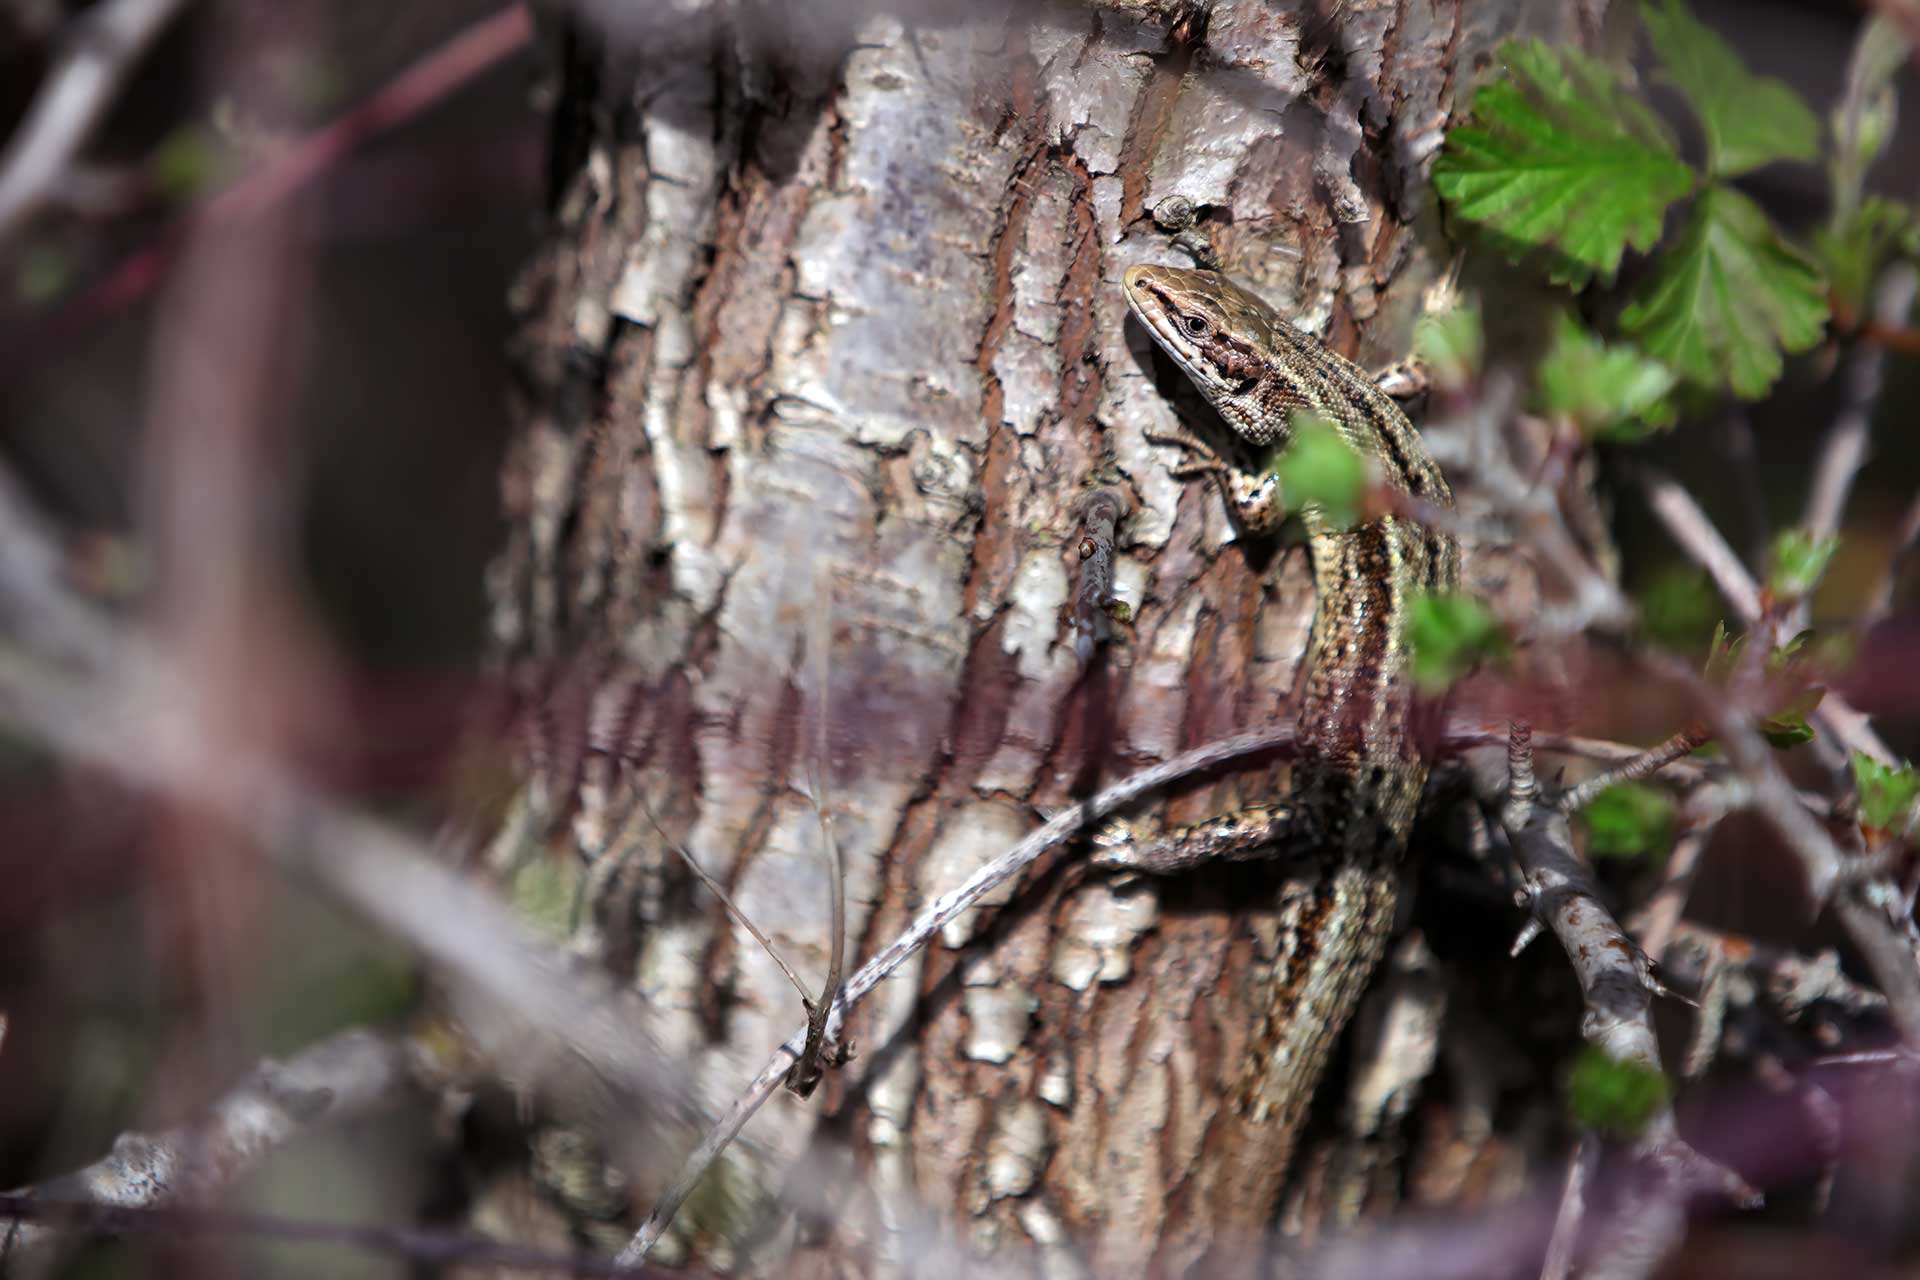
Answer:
[1099,263,1461,1201]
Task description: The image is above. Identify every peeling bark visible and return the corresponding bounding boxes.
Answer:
[489,1,1579,1272]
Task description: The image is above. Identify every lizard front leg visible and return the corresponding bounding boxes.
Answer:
[1145,424,1290,535]
[1092,802,1317,876]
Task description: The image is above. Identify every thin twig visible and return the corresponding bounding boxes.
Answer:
[1559,725,1711,816]
[1630,829,1710,961]
[1071,485,1131,664]
[1640,470,1763,622]
[0,0,190,245]
[615,723,1300,1264]
[1539,1135,1594,1280]
[1798,265,1919,632]
[641,799,814,1005]
[1640,469,1894,766]
[1862,486,1920,627]
[0,1194,670,1277]
[789,570,848,1098]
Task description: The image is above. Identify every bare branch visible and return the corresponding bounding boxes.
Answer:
[1,1029,410,1273]
[1539,1136,1595,1280]
[1495,723,1756,1225]
[1862,486,1920,627]
[1070,485,1131,663]
[1798,265,1918,632]
[1559,725,1711,817]
[0,1194,671,1277]
[0,0,190,246]
[1640,470,1763,622]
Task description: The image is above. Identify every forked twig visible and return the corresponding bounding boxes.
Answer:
[789,571,849,1098]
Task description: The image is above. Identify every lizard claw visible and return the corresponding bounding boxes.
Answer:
[1088,818,1148,881]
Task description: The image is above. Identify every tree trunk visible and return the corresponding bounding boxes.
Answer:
[488,1,1589,1272]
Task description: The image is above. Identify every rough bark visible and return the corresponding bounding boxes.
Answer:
[488,1,1584,1272]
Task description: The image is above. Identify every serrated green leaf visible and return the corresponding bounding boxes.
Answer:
[1581,781,1674,859]
[1535,312,1678,440]
[1406,592,1506,692]
[1413,304,1484,393]
[1568,1047,1670,1138]
[1769,529,1840,600]
[1641,0,1819,177]
[1854,753,1920,833]
[1433,40,1695,287]
[1277,413,1366,531]
[1619,185,1828,397]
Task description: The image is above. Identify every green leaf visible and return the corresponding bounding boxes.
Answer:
[1277,413,1367,531]
[151,126,221,204]
[1704,622,1826,747]
[14,244,71,303]
[1854,753,1920,834]
[1433,40,1695,287]
[1406,592,1507,692]
[1759,684,1823,748]
[1581,781,1674,860]
[1567,1047,1670,1138]
[1814,197,1918,319]
[1639,567,1716,650]
[1703,619,1743,682]
[1619,186,1828,397]
[1535,312,1678,440]
[1768,529,1841,601]
[1413,304,1484,393]
[1641,0,1819,177]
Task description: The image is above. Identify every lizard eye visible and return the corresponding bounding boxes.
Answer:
[1180,313,1211,339]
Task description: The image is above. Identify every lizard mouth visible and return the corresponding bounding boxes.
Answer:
[1123,272,1214,378]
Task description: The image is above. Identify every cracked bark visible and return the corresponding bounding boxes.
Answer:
[489,1,1579,1272]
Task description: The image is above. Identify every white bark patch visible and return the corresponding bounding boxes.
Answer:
[1037,1053,1074,1109]
[962,953,1035,1064]
[983,1098,1050,1200]
[611,106,723,324]
[1121,590,1204,760]
[924,802,1031,948]
[783,18,1009,451]
[976,549,1074,793]
[1036,10,1157,176]
[1051,881,1159,990]
[1146,81,1288,215]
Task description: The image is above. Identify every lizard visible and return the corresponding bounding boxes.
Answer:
[1102,262,1460,1211]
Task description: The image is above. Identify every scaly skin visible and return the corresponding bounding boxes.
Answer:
[1114,263,1460,1208]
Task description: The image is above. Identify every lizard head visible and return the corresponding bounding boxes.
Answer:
[1123,264,1283,443]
